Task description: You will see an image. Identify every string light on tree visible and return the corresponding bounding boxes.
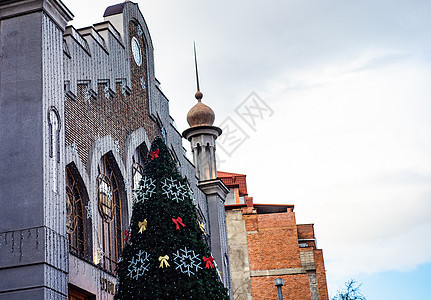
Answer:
[115,137,229,299]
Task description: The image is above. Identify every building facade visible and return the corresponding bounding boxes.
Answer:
[220,172,329,300]
[0,1,231,299]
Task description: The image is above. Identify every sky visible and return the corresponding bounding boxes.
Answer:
[63,0,431,298]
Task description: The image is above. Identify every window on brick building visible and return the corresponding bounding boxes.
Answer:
[66,164,88,258]
[97,152,124,273]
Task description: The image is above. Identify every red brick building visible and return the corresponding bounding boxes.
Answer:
[220,171,329,300]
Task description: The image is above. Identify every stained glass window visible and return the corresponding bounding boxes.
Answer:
[66,165,85,257]
[97,153,123,273]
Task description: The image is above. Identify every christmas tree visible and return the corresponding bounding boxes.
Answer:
[115,137,229,299]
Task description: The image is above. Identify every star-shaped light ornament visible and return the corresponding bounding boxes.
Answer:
[85,204,93,219]
[127,250,151,280]
[97,247,105,262]
[161,178,190,203]
[187,183,194,198]
[173,247,202,276]
[137,24,144,38]
[104,86,110,99]
[134,177,156,204]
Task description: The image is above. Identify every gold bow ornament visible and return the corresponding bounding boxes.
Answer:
[199,222,206,234]
[138,219,147,233]
[159,255,170,268]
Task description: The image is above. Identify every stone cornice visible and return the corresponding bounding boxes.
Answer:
[198,178,230,200]
[0,0,73,29]
[182,125,222,141]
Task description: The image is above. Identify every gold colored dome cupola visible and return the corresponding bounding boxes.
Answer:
[186,91,215,127]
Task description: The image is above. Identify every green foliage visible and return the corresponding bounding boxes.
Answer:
[115,137,229,300]
[332,279,366,300]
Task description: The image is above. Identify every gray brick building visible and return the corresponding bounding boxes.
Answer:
[0,1,231,299]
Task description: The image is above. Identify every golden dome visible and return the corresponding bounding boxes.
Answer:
[186,91,215,127]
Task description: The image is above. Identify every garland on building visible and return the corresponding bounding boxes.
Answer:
[115,137,229,299]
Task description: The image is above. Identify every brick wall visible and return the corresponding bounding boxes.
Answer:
[251,274,311,300]
[314,249,329,300]
[65,20,160,167]
[242,211,329,300]
[245,212,302,271]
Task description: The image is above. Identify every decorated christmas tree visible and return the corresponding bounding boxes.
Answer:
[115,137,229,299]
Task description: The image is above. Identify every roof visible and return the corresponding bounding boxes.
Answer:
[218,171,248,195]
[225,203,295,214]
[218,171,246,177]
[103,3,125,17]
[253,204,294,214]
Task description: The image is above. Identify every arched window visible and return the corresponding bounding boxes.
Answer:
[49,107,60,192]
[97,153,123,273]
[132,143,148,197]
[66,165,85,257]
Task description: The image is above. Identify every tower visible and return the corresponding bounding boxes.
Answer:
[182,47,232,295]
[0,0,72,298]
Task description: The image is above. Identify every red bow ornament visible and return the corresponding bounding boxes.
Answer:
[203,256,214,269]
[124,230,131,242]
[172,217,186,230]
[150,149,159,160]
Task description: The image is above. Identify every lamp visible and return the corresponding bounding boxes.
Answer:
[274,278,284,300]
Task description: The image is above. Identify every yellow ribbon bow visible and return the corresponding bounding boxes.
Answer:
[159,255,170,268]
[199,222,206,234]
[138,219,147,233]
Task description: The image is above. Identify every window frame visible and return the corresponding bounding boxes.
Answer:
[97,154,123,273]
[66,165,86,257]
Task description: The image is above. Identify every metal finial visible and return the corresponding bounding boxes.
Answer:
[194,41,203,101]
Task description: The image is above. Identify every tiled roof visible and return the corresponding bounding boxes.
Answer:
[218,171,246,177]
[218,171,248,195]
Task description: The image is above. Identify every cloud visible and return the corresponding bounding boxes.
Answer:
[215,54,431,284]
[64,0,431,294]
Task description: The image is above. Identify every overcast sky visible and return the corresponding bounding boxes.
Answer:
[63,0,431,298]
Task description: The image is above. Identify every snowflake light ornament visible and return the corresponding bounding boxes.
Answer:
[127,250,151,280]
[134,177,156,204]
[161,178,189,203]
[173,247,202,276]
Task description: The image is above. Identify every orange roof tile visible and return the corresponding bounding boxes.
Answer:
[218,171,248,195]
[218,171,246,177]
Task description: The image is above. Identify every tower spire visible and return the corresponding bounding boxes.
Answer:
[194,41,203,102]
